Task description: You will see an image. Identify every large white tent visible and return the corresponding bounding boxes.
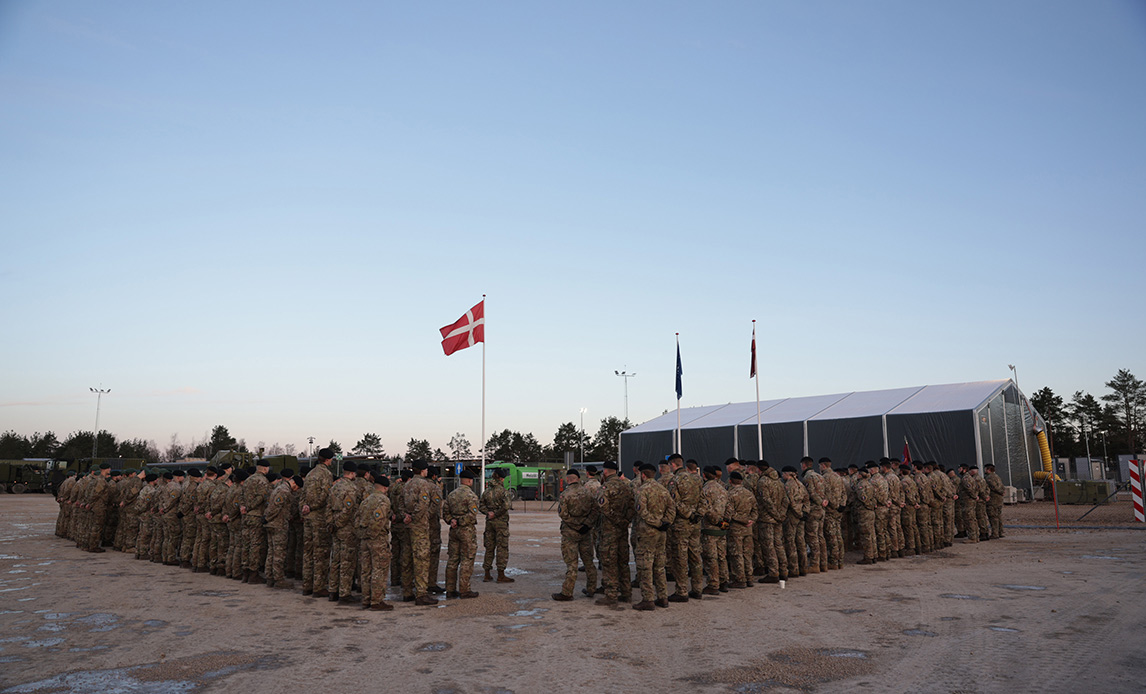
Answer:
[619,380,1041,496]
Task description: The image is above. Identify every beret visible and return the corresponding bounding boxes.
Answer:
[162,472,173,480]
[233,470,249,482]
[566,469,580,478]
[99,462,111,470]
[725,458,739,466]
[460,470,475,479]
[638,463,656,473]
[603,461,618,471]
[342,461,358,472]
[292,475,305,487]
[818,457,832,464]
[265,472,280,483]
[493,467,508,478]
[375,475,390,487]
[667,454,683,462]
[145,473,158,482]
[401,469,414,480]
[172,469,185,477]
[187,468,202,478]
[585,465,597,474]
[412,460,428,471]
[317,448,334,460]
[781,465,797,473]
[281,468,294,478]
[729,471,743,481]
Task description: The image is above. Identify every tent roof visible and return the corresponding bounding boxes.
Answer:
[625,380,1012,433]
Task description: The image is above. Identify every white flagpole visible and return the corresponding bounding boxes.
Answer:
[675,333,681,455]
[754,320,762,460]
[481,294,487,490]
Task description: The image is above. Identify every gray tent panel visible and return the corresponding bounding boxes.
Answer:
[806,416,886,464]
[619,430,673,476]
[889,381,1007,415]
[886,412,977,469]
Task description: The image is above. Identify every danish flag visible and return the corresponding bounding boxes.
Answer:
[440,300,485,356]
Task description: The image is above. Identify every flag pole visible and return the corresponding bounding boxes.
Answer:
[754,321,762,460]
[481,294,487,490]
[675,333,681,455]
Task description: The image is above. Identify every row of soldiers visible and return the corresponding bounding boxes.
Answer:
[554,454,1006,610]
[53,449,516,611]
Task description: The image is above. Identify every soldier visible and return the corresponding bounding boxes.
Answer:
[133,474,159,560]
[552,469,598,602]
[756,461,789,582]
[264,472,298,588]
[479,467,513,583]
[402,460,439,605]
[327,461,362,602]
[867,461,891,560]
[657,459,676,579]
[880,459,904,558]
[301,449,335,597]
[102,469,123,549]
[240,460,271,583]
[159,470,185,565]
[595,461,635,607]
[854,466,878,564]
[191,468,216,572]
[699,466,729,595]
[206,465,232,574]
[356,474,393,610]
[632,464,675,611]
[116,470,145,553]
[426,469,445,595]
[725,471,757,588]
[984,463,1006,539]
[800,456,828,574]
[665,454,703,600]
[845,464,861,551]
[178,468,201,568]
[390,469,412,591]
[224,470,246,579]
[959,465,980,543]
[285,466,304,579]
[820,458,847,570]
[54,471,77,538]
[926,462,949,548]
[952,464,968,538]
[742,461,765,576]
[782,465,809,577]
[942,465,959,545]
[898,464,921,556]
[912,462,935,553]
[974,467,990,541]
[443,469,481,599]
[83,464,113,552]
[583,465,602,575]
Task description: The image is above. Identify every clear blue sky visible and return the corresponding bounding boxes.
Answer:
[2,1,1144,457]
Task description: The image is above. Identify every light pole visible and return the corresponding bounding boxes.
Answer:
[1101,430,1108,480]
[579,408,587,464]
[89,387,110,462]
[614,369,636,423]
[307,436,315,459]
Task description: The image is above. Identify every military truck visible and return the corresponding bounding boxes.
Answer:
[483,462,564,501]
[0,460,49,493]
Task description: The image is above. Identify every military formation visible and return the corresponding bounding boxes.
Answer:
[552,455,1007,610]
[53,449,520,610]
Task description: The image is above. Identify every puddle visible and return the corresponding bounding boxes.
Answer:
[999,585,1046,591]
[939,594,983,600]
[507,608,548,619]
[416,642,453,652]
[8,570,27,574]
[69,645,112,652]
[819,649,869,659]
[1081,555,1122,561]
[189,590,237,597]
[23,637,66,648]
[0,610,23,616]
[902,629,936,637]
[0,655,26,663]
[988,626,1020,633]
[38,623,66,633]
[1062,571,1073,575]
[494,624,529,631]
[42,613,72,620]
[0,555,21,560]
[141,619,169,628]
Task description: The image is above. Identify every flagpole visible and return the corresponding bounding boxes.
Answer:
[675,333,681,455]
[754,321,762,460]
[481,294,487,490]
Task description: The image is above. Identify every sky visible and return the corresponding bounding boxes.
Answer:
[2,1,1144,458]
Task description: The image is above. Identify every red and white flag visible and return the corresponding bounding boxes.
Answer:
[440,300,485,356]
[902,437,912,465]
[750,323,757,378]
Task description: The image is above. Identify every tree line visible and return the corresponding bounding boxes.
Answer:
[1030,368,1146,460]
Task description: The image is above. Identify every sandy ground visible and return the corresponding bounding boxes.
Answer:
[1,496,1144,694]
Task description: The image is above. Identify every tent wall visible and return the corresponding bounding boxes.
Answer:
[885,412,977,471]
[806,416,886,465]
[620,430,673,477]
[682,426,737,470]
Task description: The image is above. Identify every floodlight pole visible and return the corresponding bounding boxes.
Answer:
[579,408,587,464]
[615,370,636,423]
[89,387,110,461]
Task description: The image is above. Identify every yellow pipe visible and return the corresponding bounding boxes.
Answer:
[1032,430,1059,482]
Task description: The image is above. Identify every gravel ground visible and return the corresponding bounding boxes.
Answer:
[1,496,1144,693]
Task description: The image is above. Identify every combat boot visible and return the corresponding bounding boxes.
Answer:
[857,558,875,565]
[595,596,618,606]
[415,595,439,606]
[249,572,265,585]
[702,586,720,596]
[328,591,340,601]
[551,593,573,602]
[688,590,703,599]
[667,593,689,603]
[459,591,479,599]
[719,582,730,592]
[446,591,460,599]
[729,582,747,589]
[483,569,493,583]
[654,598,669,608]
[370,601,394,611]
[312,589,330,598]
[806,567,819,574]
[497,571,515,583]
[181,560,191,569]
[632,600,655,611]
[762,576,779,584]
[241,570,250,583]
[427,584,445,594]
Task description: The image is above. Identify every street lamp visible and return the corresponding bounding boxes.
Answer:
[89,387,110,462]
[307,436,315,459]
[614,369,636,424]
[579,408,587,464]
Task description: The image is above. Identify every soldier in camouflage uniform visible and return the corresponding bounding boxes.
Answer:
[479,467,513,583]
[133,474,158,559]
[782,466,809,577]
[426,470,445,594]
[974,467,990,541]
[756,462,789,582]
[867,462,891,560]
[959,465,980,543]
[241,461,270,583]
[594,461,634,606]
[206,466,231,573]
[224,470,246,579]
[403,460,439,605]
[942,466,959,545]
[301,450,335,596]
[800,457,828,573]
[742,461,765,575]
[328,462,362,602]
[286,466,304,579]
[116,470,144,554]
[54,471,77,538]
[926,462,949,548]
[191,467,217,572]
[177,468,201,568]
[102,470,122,549]
[984,463,1006,539]
[390,469,412,590]
[725,471,757,588]
[820,459,847,570]
[356,474,393,610]
[148,474,167,562]
[952,465,968,537]
[632,464,674,610]
[553,469,597,601]
[881,459,904,558]
[898,464,921,555]
[443,469,481,599]
[69,469,93,547]
[854,466,878,564]
[699,466,729,594]
[159,470,184,565]
[82,464,113,552]
[912,462,935,553]
[665,454,703,600]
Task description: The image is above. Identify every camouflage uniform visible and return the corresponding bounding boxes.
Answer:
[699,478,729,591]
[264,479,294,585]
[192,477,215,570]
[159,478,183,564]
[634,477,675,604]
[899,470,920,555]
[783,475,809,575]
[913,468,935,552]
[928,468,949,547]
[133,482,157,560]
[959,471,980,542]
[117,475,144,553]
[596,473,635,602]
[557,479,598,598]
[207,478,230,572]
[329,475,362,597]
[54,475,76,538]
[479,477,511,574]
[443,483,480,594]
[225,481,244,578]
[148,478,166,562]
[178,476,199,566]
[985,469,1006,538]
[286,484,303,578]
[884,469,904,556]
[241,470,269,576]
[854,474,878,562]
[356,487,392,608]
[403,474,436,599]
[302,464,334,593]
[85,474,112,551]
[943,472,958,544]
[756,468,789,579]
[975,473,990,539]
[953,470,967,536]
[389,477,408,590]
[801,468,828,573]
[427,478,444,589]
[666,467,703,596]
[868,471,891,560]
[725,483,757,585]
[823,469,847,569]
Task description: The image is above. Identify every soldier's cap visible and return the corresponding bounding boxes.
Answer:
[145,473,158,482]
[266,472,280,483]
[666,453,683,462]
[205,466,219,475]
[985,463,996,469]
[233,470,249,482]
[819,457,832,464]
[865,462,879,470]
[342,461,358,472]
[800,456,815,464]
[566,469,580,478]
[412,460,428,471]
[111,469,122,476]
[317,448,335,461]
[585,465,597,474]
[967,467,978,473]
[890,457,901,463]
[256,459,270,468]
[899,464,911,472]
[281,468,294,478]
[162,472,174,480]
[172,469,185,477]
[401,469,414,481]
[220,463,234,471]
[958,463,969,469]
[298,465,311,476]
[493,468,508,478]
[725,457,739,466]
[187,468,202,478]
[292,475,305,487]
[744,460,758,468]
[781,465,797,473]
[242,466,255,475]
[848,463,859,470]
[460,470,475,479]
[603,461,618,471]
[758,460,772,470]
[638,463,656,473]
[729,471,743,481]
[99,462,111,470]
[878,457,890,464]
[375,475,390,487]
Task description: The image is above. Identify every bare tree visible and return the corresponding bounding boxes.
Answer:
[164,434,185,462]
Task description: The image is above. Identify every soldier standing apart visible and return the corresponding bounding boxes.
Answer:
[800,457,828,573]
[782,466,809,577]
[959,466,980,543]
[665,454,703,600]
[854,467,879,564]
[984,463,1006,539]
[328,461,362,603]
[820,459,847,570]
[756,462,789,582]
[301,449,335,597]
[443,469,481,599]
[240,461,270,583]
[426,469,445,595]
[633,464,675,611]
[725,471,757,588]
[479,467,513,583]
[594,461,634,607]
[403,460,439,605]
[699,466,729,595]
[54,471,76,539]
[355,474,393,611]
[553,469,598,601]
[264,472,298,589]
